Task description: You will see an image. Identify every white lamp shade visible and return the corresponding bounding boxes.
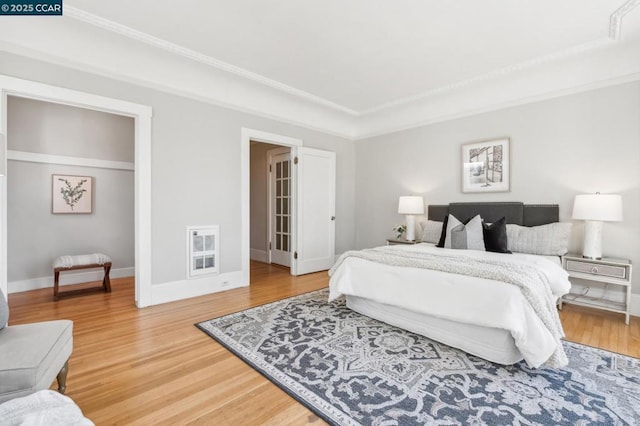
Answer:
[398,196,424,215]
[572,194,623,222]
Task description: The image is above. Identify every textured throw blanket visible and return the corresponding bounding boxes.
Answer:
[330,247,568,368]
[0,390,94,426]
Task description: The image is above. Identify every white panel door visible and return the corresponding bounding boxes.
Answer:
[292,147,336,275]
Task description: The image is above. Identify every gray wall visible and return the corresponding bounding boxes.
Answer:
[8,96,134,161]
[250,142,284,255]
[355,80,640,294]
[0,51,356,285]
[7,96,135,282]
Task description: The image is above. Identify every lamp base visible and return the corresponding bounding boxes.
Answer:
[405,215,416,241]
[582,220,603,260]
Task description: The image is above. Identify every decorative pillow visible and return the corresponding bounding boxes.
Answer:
[483,217,511,254]
[420,220,443,244]
[506,222,572,256]
[0,289,8,329]
[445,214,486,251]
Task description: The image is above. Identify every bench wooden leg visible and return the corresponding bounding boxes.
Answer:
[57,360,68,394]
[54,270,61,301]
[103,263,112,293]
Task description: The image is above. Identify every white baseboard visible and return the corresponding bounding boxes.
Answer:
[631,294,640,317]
[8,267,135,294]
[250,248,268,263]
[151,270,246,306]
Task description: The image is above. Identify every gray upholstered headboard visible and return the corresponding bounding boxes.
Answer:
[428,202,558,226]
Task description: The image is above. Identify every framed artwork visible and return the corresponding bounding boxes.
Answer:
[461,137,510,193]
[52,174,93,214]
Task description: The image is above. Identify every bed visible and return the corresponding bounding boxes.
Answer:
[329,202,572,368]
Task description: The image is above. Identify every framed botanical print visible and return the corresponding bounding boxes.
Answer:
[461,138,510,193]
[52,174,93,214]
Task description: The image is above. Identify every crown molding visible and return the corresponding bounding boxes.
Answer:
[359,38,614,116]
[610,0,640,39]
[0,37,355,140]
[64,5,359,117]
[354,72,640,140]
[2,36,638,142]
[361,1,640,115]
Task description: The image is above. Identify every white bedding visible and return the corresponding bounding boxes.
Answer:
[346,295,524,365]
[329,244,571,368]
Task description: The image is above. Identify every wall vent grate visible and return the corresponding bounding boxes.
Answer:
[187,225,219,278]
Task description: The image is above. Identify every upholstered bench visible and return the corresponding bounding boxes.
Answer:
[53,253,112,300]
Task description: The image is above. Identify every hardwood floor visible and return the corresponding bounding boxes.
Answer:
[7,261,640,425]
[559,301,640,358]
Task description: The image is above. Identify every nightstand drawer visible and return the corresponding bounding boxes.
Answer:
[565,260,626,279]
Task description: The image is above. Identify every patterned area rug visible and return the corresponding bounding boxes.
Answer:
[196,289,640,425]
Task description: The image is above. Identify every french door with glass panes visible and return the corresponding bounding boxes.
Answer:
[269,149,292,267]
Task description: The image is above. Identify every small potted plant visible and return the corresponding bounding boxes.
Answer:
[392,224,406,239]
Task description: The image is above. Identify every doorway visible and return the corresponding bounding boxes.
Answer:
[0,75,152,307]
[6,95,135,298]
[249,142,292,270]
[241,128,337,285]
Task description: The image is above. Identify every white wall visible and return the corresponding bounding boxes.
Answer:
[0,51,356,290]
[7,96,135,289]
[355,81,640,296]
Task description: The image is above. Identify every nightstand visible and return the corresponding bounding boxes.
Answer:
[386,238,419,245]
[560,253,633,325]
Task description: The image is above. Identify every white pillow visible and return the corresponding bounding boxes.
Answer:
[506,222,572,256]
[444,214,485,251]
[420,220,443,244]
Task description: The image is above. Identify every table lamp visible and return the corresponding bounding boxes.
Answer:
[572,193,622,259]
[398,196,424,241]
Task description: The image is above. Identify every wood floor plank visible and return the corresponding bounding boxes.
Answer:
[7,261,639,425]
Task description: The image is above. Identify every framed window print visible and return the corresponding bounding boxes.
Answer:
[52,174,93,214]
[461,138,510,193]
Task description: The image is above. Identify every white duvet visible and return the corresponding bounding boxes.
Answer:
[329,244,571,368]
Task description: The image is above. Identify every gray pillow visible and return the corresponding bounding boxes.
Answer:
[420,220,443,244]
[506,222,572,255]
[0,288,8,329]
[444,214,486,251]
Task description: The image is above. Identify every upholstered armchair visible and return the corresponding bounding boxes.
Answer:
[0,289,73,404]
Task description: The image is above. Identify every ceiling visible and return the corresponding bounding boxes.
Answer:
[0,1,639,138]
